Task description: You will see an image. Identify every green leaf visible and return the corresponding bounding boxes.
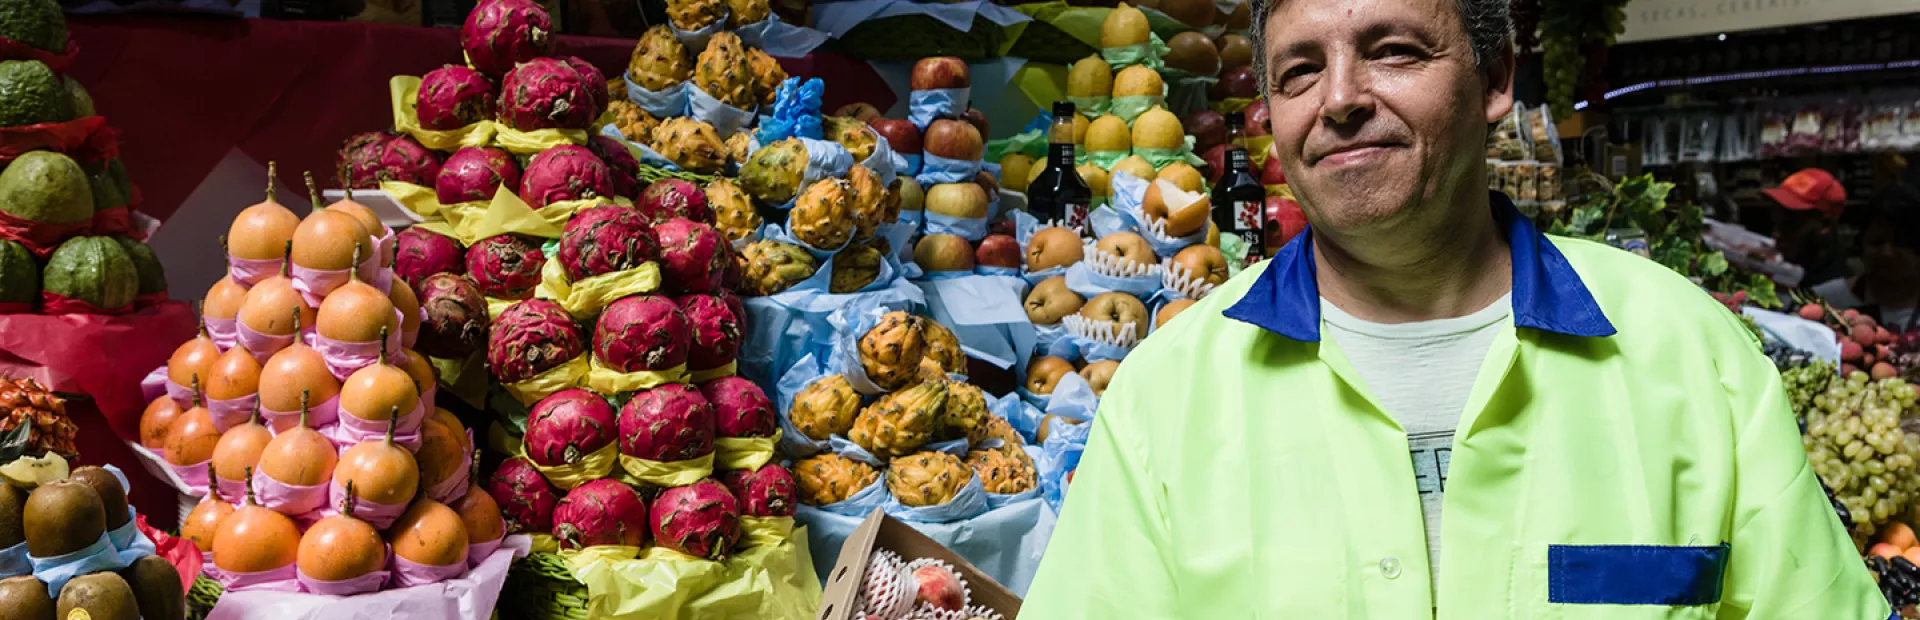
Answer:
[1699,251,1729,277]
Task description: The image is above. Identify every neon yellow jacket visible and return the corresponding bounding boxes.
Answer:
[1023,200,1889,619]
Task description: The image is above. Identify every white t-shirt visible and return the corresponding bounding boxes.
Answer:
[1321,294,1513,594]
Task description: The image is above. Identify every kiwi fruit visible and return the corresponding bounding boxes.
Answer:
[0,483,24,549]
[67,468,129,531]
[23,480,105,557]
[120,556,184,620]
[55,573,137,620]
[0,575,53,620]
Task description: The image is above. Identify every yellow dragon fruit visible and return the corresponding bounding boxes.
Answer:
[980,415,1026,457]
[848,380,946,458]
[725,0,770,27]
[650,117,728,174]
[942,381,990,442]
[791,374,860,441]
[919,320,966,375]
[917,358,947,384]
[609,100,659,145]
[694,32,757,110]
[886,452,971,507]
[790,178,856,250]
[964,449,1036,495]
[740,137,808,204]
[740,239,816,296]
[824,116,877,164]
[627,25,692,92]
[666,0,726,31]
[859,311,928,391]
[794,453,878,506]
[829,240,883,294]
[724,131,752,167]
[704,178,760,242]
[844,166,893,243]
[747,48,787,107]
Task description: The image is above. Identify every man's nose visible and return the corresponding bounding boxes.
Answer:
[1320,59,1373,126]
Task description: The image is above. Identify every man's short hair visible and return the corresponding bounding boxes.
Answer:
[1247,0,1513,94]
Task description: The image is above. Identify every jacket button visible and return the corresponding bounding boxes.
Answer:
[1379,557,1402,579]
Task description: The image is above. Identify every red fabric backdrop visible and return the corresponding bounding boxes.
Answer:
[66,16,896,224]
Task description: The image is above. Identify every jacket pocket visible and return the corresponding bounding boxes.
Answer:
[1547,544,1730,606]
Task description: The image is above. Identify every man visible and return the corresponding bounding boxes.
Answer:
[1767,168,1852,287]
[1021,0,1886,617]
[1814,187,1920,335]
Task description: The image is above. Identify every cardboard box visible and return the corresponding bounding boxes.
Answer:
[818,509,1024,620]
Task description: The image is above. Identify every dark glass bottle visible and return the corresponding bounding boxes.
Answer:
[1027,102,1092,235]
[1211,111,1266,265]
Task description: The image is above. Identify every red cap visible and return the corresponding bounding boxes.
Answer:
[1763,169,1847,220]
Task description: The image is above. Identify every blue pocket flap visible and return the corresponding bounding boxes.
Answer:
[1548,544,1729,606]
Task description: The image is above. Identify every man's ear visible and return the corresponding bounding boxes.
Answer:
[1483,44,1517,124]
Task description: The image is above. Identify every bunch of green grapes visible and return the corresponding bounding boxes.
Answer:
[1784,361,1836,419]
[1803,371,1920,538]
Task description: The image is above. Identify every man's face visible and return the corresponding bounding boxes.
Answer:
[1771,207,1827,266]
[1261,0,1512,234]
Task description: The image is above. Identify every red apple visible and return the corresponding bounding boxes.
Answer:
[1261,146,1287,185]
[1245,100,1270,137]
[975,234,1021,269]
[963,108,991,139]
[911,57,971,90]
[1201,143,1229,184]
[989,219,1015,237]
[868,117,923,155]
[1183,109,1226,153]
[1265,196,1308,250]
[924,118,984,161]
[1212,65,1258,99]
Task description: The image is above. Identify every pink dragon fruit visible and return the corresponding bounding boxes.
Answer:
[525,388,618,467]
[487,456,560,533]
[465,234,545,299]
[649,478,743,560]
[499,57,599,132]
[488,299,585,384]
[558,205,656,282]
[337,131,396,189]
[551,478,649,549]
[719,243,744,291]
[653,218,728,294]
[585,135,643,200]
[521,145,613,208]
[460,0,555,78]
[417,65,497,130]
[720,465,797,517]
[638,179,714,225]
[563,57,610,115]
[395,227,467,289]
[678,294,742,372]
[378,134,444,185]
[617,384,715,462]
[699,376,773,438]
[417,273,489,358]
[436,146,522,205]
[593,295,690,373]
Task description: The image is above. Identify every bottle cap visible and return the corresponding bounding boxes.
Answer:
[1226,111,1246,125]
[1052,101,1076,117]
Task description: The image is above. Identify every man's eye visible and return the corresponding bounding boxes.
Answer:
[1278,65,1319,92]
[1378,44,1425,61]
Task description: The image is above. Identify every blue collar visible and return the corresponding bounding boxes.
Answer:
[1223,192,1616,342]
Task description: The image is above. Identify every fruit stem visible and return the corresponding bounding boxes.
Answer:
[304,171,322,216]
[385,407,398,445]
[243,466,257,505]
[249,400,260,427]
[220,235,228,255]
[377,324,389,364]
[195,301,208,337]
[266,162,277,202]
[342,479,357,515]
[290,306,302,333]
[190,374,202,408]
[280,240,292,278]
[299,389,310,429]
[349,244,362,282]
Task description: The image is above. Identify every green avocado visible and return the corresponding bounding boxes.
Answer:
[0,239,37,305]
[0,0,65,54]
[62,75,91,118]
[105,158,131,199]
[0,150,93,224]
[43,236,135,310]
[112,236,163,295]
[0,60,71,126]
[88,168,125,212]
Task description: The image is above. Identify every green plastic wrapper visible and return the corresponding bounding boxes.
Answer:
[560,536,821,620]
[1136,136,1205,169]
[1159,67,1219,117]
[1085,149,1130,170]
[1066,95,1111,118]
[987,129,1048,163]
[1100,33,1171,71]
[1012,1,1106,48]
[1109,93,1165,124]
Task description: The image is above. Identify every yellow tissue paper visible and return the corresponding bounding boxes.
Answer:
[524,442,622,490]
[390,76,499,152]
[494,123,590,154]
[714,431,781,472]
[503,353,590,406]
[584,358,688,395]
[560,535,820,620]
[617,452,714,488]
[534,255,662,320]
[687,362,736,384]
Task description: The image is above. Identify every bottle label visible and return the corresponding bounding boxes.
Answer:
[1066,202,1090,234]
[1234,231,1264,267]
[1228,148,1251,173]
[1051,143,1075,167]
[1233,200,1261,231]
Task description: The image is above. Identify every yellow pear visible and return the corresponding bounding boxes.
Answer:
[1101,3,1151,48]
[1085,115,1132,153]
[1111,155,1155,183]
[1067,54,1114,99]
[1158,162,1204,192]
[1000,153,1037,193]
[1132,107,1185,150]
[1113,65,1165,98]
[1077,163,1112,197]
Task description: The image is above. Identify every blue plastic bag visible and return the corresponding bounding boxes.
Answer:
[670,14,727,53]
[733,14,831,57]
[623,75,691,119]
[799,497,1057,597]
[0,542,26,579]
[688,82,759,138]
[908,87,971,131]
[922,209,988,242]
[824,296,922,395]
[30,533,131,597]
[756,77,827,144]
[885,473,990,523]
[914,152,983,187]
